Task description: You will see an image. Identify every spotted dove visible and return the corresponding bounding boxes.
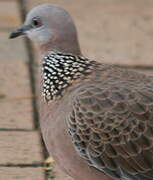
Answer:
[10,3,153,180]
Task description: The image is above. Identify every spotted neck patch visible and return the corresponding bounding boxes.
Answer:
[42,52,93,102]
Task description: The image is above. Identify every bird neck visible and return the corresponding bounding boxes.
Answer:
[42,51,94,102]
[38,31,82,56]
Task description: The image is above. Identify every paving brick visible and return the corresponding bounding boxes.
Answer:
[0,1,21,29]
[0,131,43,164]
[0,167,44,180]
[0,60,34,129]
[0,32,27,61]
[0,100,34,129]
[0,31,34,129]
[0,58,34,129]
[26,0,153,66]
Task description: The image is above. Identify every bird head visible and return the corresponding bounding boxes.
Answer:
[9,3,81,54]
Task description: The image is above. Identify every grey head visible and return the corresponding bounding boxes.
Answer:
[10,3,81,55]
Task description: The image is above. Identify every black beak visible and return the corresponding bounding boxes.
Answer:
[9,25,32,39]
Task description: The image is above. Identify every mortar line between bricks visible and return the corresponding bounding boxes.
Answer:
[17,0,39,130]
[0,128,35,132]
[0,163,43,168]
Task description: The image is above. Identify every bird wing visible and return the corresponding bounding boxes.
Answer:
[67,80,153,180]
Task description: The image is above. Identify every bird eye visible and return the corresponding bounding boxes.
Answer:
[32,17,42,27]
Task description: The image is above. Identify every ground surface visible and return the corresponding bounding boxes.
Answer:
[1,0,153,179]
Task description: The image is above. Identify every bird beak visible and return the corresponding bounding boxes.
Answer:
[9,25,32,39]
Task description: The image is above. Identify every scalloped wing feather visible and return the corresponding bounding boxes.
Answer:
[67,74,153,180]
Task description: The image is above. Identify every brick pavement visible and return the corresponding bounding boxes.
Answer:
[0,0,45,179]
[1,0,153,180]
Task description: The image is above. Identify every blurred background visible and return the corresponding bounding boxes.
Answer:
[1,0,153,179]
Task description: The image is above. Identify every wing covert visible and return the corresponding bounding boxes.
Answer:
[67,83,153,179]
